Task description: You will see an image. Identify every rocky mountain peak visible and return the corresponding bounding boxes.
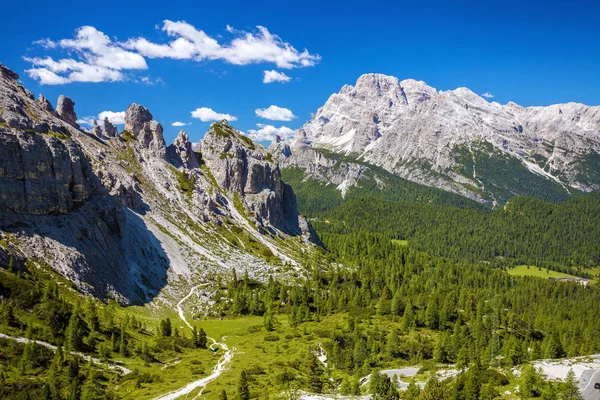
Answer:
[124,103,152,136]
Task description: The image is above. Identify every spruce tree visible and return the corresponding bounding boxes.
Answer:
[237,370,250,400]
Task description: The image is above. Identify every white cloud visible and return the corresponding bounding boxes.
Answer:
[33,38,57,49]
[191,107,237,122]
[25,22,319,85]
[246,123,294,142]
[263,70,291,84]
[76,116,95,126]
[255,105,296,121]
[98,111,126,124]
[171,121,190,127]
[25,26,146,85]
[482,92,494,98]
[124,20,320,69]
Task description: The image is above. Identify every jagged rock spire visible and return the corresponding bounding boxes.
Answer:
[103,117,117,137]
[167,130,199,169]
[56,95,78,128]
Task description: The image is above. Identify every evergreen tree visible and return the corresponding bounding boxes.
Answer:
[562,369,582,400]
[370,371,399,400]
[159,318,172,337]
[419,376,446,400]
[66,307,87,352]
[237,370,250,400]
[403,381,421,400]
[219,389,228,400]
[305,351,324,393]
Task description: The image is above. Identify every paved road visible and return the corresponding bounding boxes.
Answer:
[580,369,600,400]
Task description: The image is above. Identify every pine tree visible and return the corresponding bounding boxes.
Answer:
[403,381,421,400]
[370,371,399,400]
[237,370,250,400]
[464,361,481,400]
[305,351,323,393]
[219,389,228,400]
[562,369,582,400]
[197,327,208,349]
[159,318,172,337]
[66,307,87,352]
[419,375,446,400]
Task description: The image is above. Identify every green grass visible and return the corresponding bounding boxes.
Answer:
[391,239,409,247]
[507,265,579,279]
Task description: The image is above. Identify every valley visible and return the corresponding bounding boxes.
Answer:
[0,57,599,400]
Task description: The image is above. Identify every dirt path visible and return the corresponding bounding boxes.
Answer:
[153,285,233,400]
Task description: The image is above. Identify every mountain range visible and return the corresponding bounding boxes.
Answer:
[271,73,600,204]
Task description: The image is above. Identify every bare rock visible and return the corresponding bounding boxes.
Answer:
[56,95,79,128]
[0,62,19,80]
[103,117,117,137]
[37,94,56,116]
[91,120,104,139]
[168,130,199,169]
[124,103,152,136]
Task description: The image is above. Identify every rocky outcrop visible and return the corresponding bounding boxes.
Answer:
[168,130,199,169]
[103,117,117,137]
[0,62,19,80]
[56,95,78,128]
[124,103,152,136]
[0,130,96,215]
[91,120,104,138]
[124,103,166,159]
[201,120,313,236]
[37,94,56,116]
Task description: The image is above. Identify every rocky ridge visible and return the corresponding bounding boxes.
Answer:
[0,62,318,305]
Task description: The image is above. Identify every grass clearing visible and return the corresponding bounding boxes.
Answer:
[507,265,579,279]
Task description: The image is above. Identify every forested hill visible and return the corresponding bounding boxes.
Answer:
[313,192,600,273]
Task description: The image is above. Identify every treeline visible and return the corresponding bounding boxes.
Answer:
[313,193,600,272]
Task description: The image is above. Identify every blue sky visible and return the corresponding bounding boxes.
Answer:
[1,0,599,144]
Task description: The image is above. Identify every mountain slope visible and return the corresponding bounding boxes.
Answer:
[273,73,600,203]
[0,63,318,305]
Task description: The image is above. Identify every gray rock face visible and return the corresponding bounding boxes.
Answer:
[56,95,79,128]
[124,103,152,136]
[0,62,19,80]
[37,94,56,116]
[285,73,600,201]
[201,121,312,235]
[0,129,96,215]
[123,103,166,159]
[167,130,199,169]
[103,117,117,137]
[91,120,104,139]
[201,121,284,226]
